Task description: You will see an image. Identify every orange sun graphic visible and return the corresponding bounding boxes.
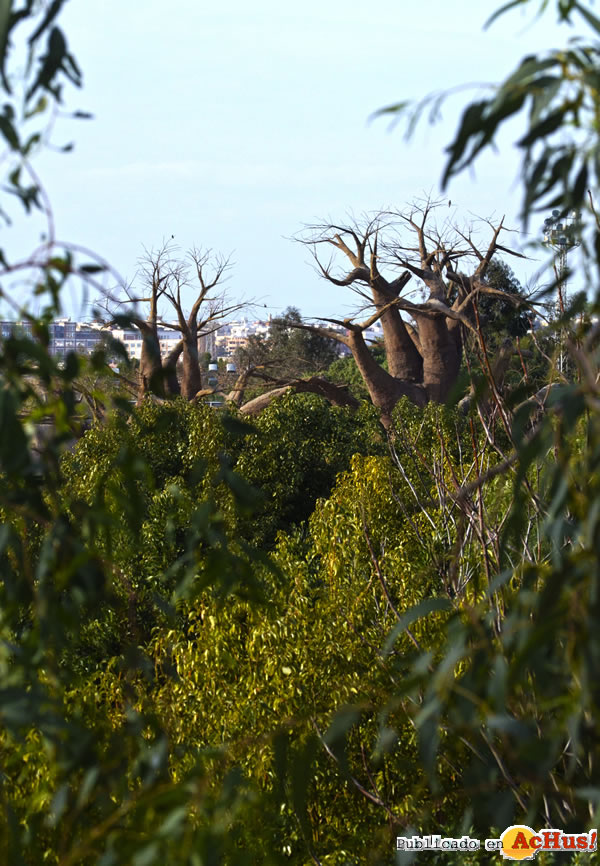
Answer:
[500,826,540,860]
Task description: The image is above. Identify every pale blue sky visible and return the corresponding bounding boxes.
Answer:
[7,0,579,319]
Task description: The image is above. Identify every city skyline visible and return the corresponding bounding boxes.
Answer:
[0,314,385,361]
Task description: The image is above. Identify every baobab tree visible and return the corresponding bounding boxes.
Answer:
[109,244,245,402]
[108,243,354,409]
[112,243,175,399]
[109,207,528,420]
[156,248,244,400]
[295,202,528,424]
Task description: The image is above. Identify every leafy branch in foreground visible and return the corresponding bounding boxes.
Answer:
[376,0,600,227]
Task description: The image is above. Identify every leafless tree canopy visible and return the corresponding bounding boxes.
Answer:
[296,201,528,424]
[107,242,360,411]
[100,206,528,422]
[107,243,246,402]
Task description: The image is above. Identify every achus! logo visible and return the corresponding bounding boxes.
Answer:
[496,826,597,860]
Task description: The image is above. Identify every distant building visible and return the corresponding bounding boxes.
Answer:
[50,319,106,356]
[213,317,271,358]
[1,320,33,339]
[110,326,181,360]
[0,318,106,357]
[0,313,375,363]
[363,322,384,344]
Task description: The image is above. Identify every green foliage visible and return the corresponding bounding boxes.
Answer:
[326,342,388,401]
[57,398,266,654]
[61,391,385,562]
[383,371,600,833]
[0,0,90,224]
[271,306,339,372]
[477,259,531,341]
[3,0,600,863]
[127,401,524,861]
[234,392,386,547]
[326,353,369,399]
[123,447,457,862]
[0,335,280,862]
[235,306,339,390]
[377,0,600,229]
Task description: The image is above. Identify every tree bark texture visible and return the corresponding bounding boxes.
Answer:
[296,209,524,423]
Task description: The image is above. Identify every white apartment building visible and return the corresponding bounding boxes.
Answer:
[214,317,271,358]
[110,327,182,360]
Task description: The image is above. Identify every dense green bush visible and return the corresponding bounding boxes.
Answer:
[52,393,384,667]
[110,449,457,862]
[90,405,504,862]
[234,393,385,547]
[3,0,600,863]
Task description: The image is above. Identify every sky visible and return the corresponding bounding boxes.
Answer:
[3,0,583,322]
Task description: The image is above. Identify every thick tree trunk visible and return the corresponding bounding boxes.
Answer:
[346,330,426,421]
[164,340,183,396]
[415,314,462,403]
[181,338,202,400]
[371,281,423,383]
[138,326,164,401]
[379,305,423,382]
[239,385,292,415]
[291,377,359,409]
